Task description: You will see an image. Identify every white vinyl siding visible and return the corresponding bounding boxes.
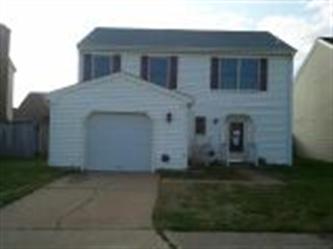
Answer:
[294,40,333,162]
[49,73,189,170]
[77,51,293,165]
[177,55,292,165]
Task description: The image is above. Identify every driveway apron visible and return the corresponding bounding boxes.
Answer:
[0,172,168,249]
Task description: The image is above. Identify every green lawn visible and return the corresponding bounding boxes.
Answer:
[0,158,67,208]
[154,159,333,232]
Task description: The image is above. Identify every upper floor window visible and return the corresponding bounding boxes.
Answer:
[82,54,121,81]
[239,59,259,90]
[220,59,238,89]
[94,55,111,78]
[211,58,268,91]
[149,57,169,87]
[141,56,178,89]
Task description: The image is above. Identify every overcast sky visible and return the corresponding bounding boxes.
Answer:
[1,0,332,106]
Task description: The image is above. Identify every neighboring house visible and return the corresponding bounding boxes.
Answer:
[0,23,16,121]
[294,37,333,162]
[15,92,50,155]
[49,27,296,171]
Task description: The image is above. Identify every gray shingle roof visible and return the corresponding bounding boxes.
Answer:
[321,37,333,45]
[15,92,49,123]
[78,27,296,54]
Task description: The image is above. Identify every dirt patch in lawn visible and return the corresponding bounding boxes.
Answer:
[154,159,333,232]
[159,167,283,186]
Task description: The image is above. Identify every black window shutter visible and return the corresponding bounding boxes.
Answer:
[141,56,149,80]
[112,55,121,73]
[260,58,268,91]
[83,54,92,81]
[210,57,219,89]
[169,56,178,89]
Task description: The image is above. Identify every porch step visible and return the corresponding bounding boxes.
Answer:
[229,162,255,167]
[227,159,255,167]
[228,158,244,163]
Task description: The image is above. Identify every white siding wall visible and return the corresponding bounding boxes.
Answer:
[178,54,292,165]
[78,51,293,165]
[294,40,333,162]
[49,75,189,170]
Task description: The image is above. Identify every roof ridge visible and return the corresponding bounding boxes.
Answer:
[94,26,270,34]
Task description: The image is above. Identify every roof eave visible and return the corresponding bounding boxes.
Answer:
[78,45,295,56]
[48,72,194,105]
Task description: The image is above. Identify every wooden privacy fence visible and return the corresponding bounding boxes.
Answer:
[0,121,38,157]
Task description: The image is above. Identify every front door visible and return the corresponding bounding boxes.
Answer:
[229,122,244,153]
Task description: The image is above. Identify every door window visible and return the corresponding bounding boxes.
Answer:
[229,122,244,153]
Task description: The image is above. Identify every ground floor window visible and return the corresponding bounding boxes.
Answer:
[195,116,206,135]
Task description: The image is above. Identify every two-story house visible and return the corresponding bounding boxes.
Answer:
[48,28,296,171]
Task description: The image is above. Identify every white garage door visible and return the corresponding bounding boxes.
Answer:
[86,113,152,171]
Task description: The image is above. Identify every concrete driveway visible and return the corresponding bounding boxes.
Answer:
[0,173,168,249]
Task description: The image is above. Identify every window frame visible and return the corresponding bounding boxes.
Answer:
[92,55,112,79]
[219,58,238,90]
[195,116,206,135]
[82,53,120,81]
[147,56,171,88]
[218,57,263,91]
[239,58,261,90]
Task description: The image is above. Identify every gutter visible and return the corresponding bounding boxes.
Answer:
[78,45,296,56]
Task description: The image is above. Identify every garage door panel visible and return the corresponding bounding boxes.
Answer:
[86,113,151,171]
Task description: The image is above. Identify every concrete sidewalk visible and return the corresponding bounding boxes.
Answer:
[0,230,168,249]
[0,173,168,249]
[166,232,333,249]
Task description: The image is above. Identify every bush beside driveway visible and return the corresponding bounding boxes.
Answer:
[154,159,333,233]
